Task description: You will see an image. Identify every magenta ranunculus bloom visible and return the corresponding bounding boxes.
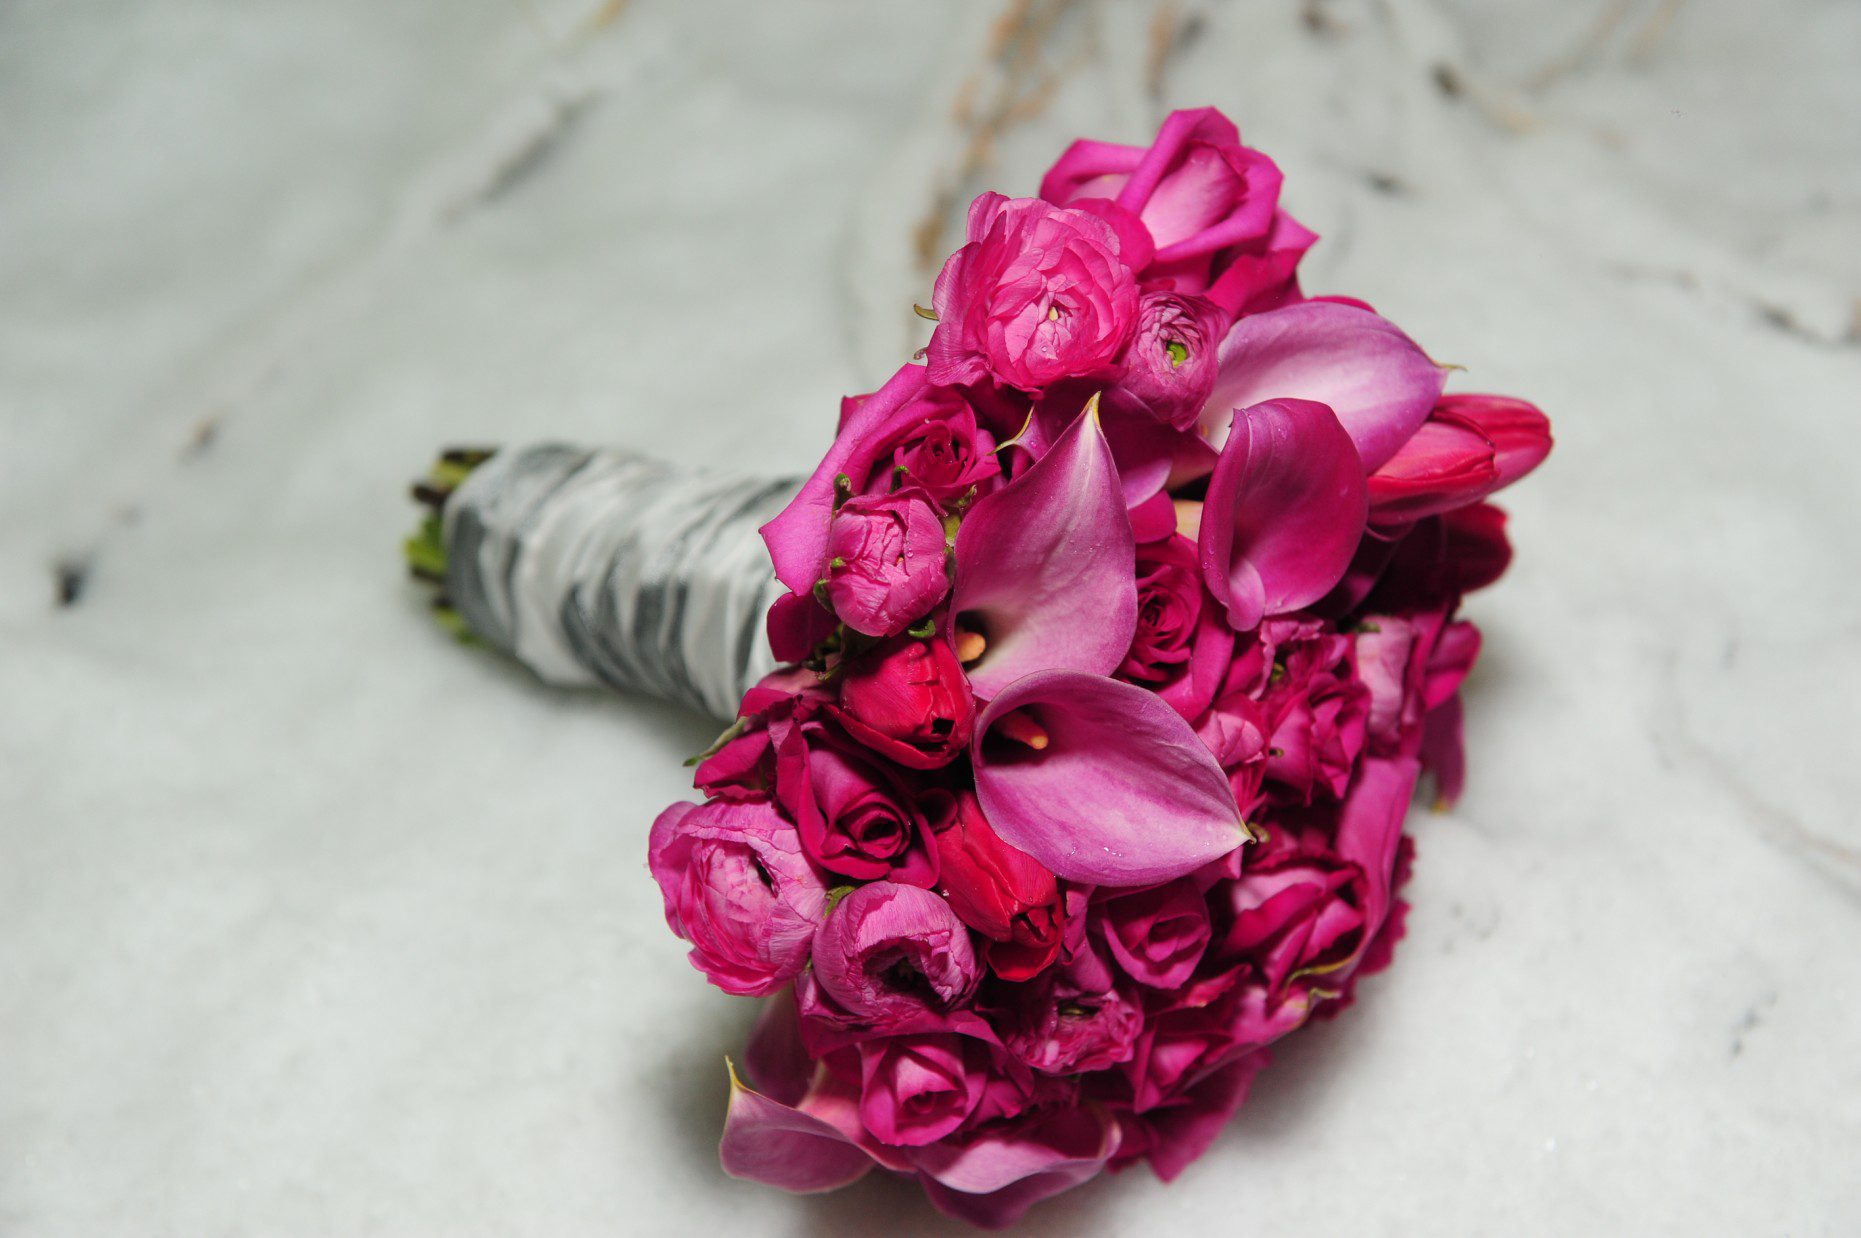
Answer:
[927,193,1141,393]
[823,486,950,638]
[659,103,1551,1225]
[811,882,980,1023]
[1005,982,1144,1076]
[647,799,828,997]
[1112,290,1227,430]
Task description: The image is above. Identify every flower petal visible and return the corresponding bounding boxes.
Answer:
[1202,301,1446,471]
[1366,411,1498,523]
[719,1063,875,1193]
[911,1103,1119,1227]
[1200,399,1368,631]
[951,406,1137,698]
[1437,393,1553,491]
[972,670,1246,886]
[760,363,930,594]
[1330,756,1420,958]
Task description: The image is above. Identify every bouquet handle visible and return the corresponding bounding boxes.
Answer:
[410,444,799,723]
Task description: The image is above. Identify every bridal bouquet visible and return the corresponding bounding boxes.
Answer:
[413,108,1549,1227]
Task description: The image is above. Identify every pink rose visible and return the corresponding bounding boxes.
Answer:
[647,798,828,997]
[1353,611,1445,756]
[1116,534,1203,686]
[1096,878,1212,989]
[811,882,981,1023]
[1039,107,1311,313]
[927,193,1140,393]
[1109,291,1225,430]
[832,636,974,770]
[929,791,1062,981]
[1258,620,1370,804]
[1209,828,1369,995]
[823,487,949,638]
[854,1034,989,1147]
[1108,1053,1267,1182]
[877,392,1003,506]
[775,721,938,886]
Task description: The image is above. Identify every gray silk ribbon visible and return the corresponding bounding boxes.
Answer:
[443,444,801,722]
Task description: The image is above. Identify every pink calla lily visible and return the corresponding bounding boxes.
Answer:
[911,1104,1120,1227]
[1200,398,1368,632]
[951,405,1137,699]
[720,1064,875,1193]
[1201,301,1447,471]
[971,669,1247,886]
[720,1060,1120,1228]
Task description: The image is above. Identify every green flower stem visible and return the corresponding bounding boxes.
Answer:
[403,447,496,643]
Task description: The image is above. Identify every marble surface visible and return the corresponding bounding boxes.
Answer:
[4,1,1858,1233]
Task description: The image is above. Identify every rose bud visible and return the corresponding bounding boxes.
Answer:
[833,636,974,769]
[812,882,981,1023]
[927,193,1141,393]
[775,722,938,887]
[823,486,949,638]
[1112,291,1225,430]
[1096,878,1212,989]
[1117,534,1201,685]
[930,791,1062,981]
[855,1034,988,1146]
[885,399,1001,506]
[647,798,828,997]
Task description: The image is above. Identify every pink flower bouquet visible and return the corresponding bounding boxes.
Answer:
[647,108,1551,1226]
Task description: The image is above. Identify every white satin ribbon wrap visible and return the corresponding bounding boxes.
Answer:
[442,445,801,722]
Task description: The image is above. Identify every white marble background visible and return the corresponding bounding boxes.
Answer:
[3,1,1858,1233]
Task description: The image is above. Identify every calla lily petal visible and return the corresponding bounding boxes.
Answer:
[743,992,811,1106]
[719,1063,875,1193]
[912,1104,1119,1228]
[1200,399,1368,632]
[972,670,1245,886]
[951,407,1137,698]
[1202,301,1446,470]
